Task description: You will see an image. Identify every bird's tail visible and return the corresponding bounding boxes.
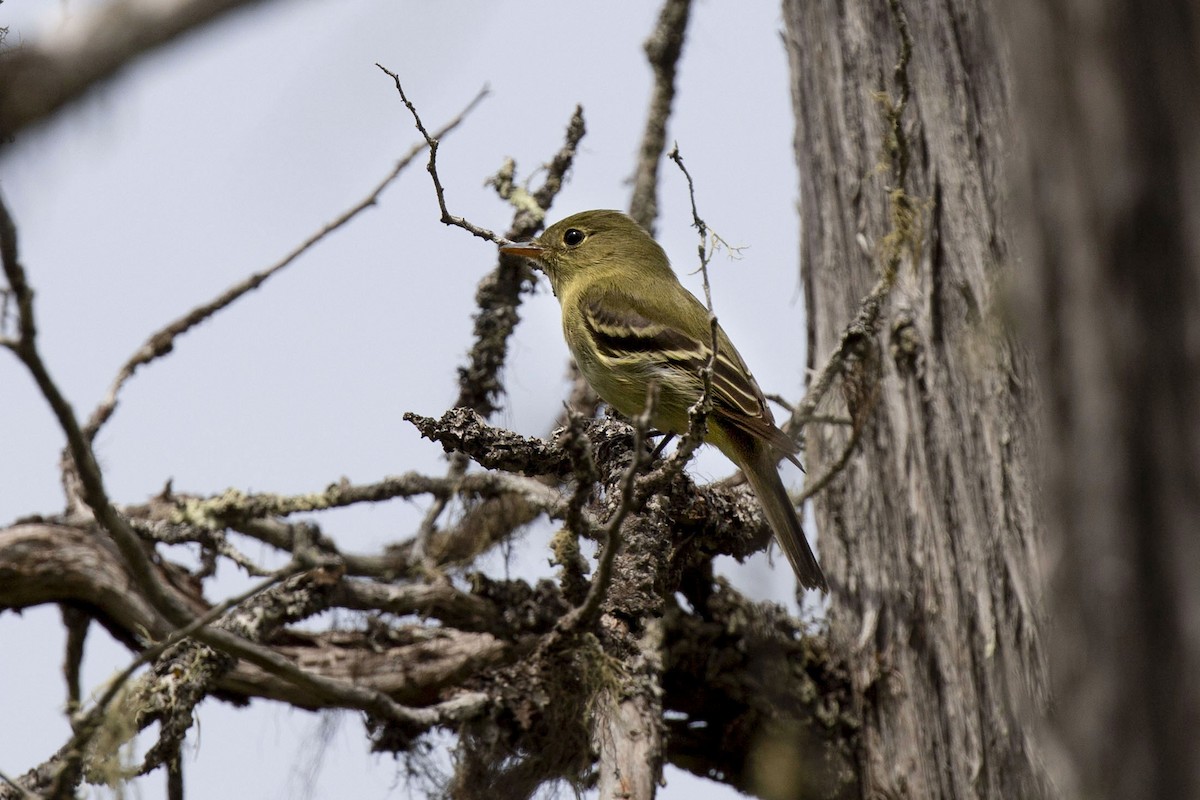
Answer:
[740,447,829,592]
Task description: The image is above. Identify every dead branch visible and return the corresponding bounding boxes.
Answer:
[0,0,285,139]
[405,408,575,477]
[82,86,489,444]
[376,65,504,243]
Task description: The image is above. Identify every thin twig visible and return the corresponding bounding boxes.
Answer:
[805,414,854,426]
[668,144,714,308]
[1,189,197,629]
[796,407,871,504]
[665,143,719,469]
[82,86,489,443]
[133,518,272,577]
[376,65,502,244]
[765,395,852,427]
[0,201,33,349]
[220,469,598,579]
[61,606,89,712]
[555,408,600,603]
[410,455,466,569]
[0,290,13,348]
[561,407,600,540]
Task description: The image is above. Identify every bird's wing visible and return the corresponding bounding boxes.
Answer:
[581,296,800,463]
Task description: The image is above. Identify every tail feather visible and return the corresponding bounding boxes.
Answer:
[741,448,829,592]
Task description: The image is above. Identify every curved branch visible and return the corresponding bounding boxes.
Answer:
[0,0,285,140]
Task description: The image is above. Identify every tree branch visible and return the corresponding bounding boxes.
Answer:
[405,408,574,477]
[375,65,504,244]
[0,0,286,140]
[82,86,489,444]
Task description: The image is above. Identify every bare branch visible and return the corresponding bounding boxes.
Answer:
[61,606,89,712]
[455,105,587,417]
[0,204,33,349]
[531,107,588,213]
[230,499,542,581]
[628,0,695,233]
[555,410,600,602]
[376,65,503,244]
[796,409,869,504]
[663,143,721,470]
[0,523,517,712]
[1,189,199,629]
[171,473,463,524]
[0,0,284,139]
[409,461,463,570]
[2,191,490,762]
[404,405,579,568]
[0,770,34,800]
[0,523,174,644]
[82,86,489,443]
[155,467,592,582]
[404,408,574,477]
[668,143,715,309]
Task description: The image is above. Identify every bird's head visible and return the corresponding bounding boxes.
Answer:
[500,210,672,296]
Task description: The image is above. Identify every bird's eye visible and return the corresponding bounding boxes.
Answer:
[562,228,586,247]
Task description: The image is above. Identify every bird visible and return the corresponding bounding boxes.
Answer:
[499,210,828,592]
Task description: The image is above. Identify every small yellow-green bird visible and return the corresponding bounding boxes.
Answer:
[500,210,828,592]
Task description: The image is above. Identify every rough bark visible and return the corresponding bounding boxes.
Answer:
[783,1,1048,798]
[1007,2,1200,798]
[589,509,667,800]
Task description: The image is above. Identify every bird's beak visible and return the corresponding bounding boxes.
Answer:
[499,240,544,259]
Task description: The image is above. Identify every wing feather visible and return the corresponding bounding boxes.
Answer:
[580,298,800,464]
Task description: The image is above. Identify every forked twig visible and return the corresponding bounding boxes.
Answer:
[376,65,503,244]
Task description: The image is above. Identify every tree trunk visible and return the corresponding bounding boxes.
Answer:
[1008,2,1200,798]
[783,2,1049,798]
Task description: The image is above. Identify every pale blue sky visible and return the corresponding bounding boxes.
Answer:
[0,2,812,797]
